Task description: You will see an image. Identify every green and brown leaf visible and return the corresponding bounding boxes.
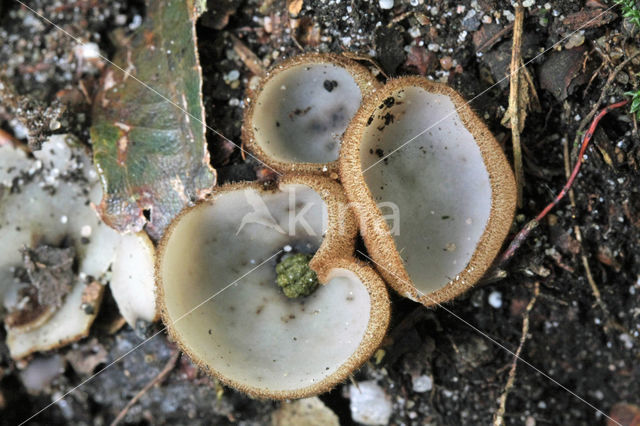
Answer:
[90,0,215,240]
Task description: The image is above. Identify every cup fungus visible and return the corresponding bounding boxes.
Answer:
[340,76,517,306]
[157,175,390,399]
[110,232,158,327]
[0,135,158,358]
[242,53,380,174]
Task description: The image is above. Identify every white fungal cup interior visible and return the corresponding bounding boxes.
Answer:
[360,87,492,295]
[160,184,372,394]
[252,63,364,163]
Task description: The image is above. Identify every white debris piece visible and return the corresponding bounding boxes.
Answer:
[349,381,392,425]
[412,374,433,393]
[379,0,394,10]
[488,291,503,309]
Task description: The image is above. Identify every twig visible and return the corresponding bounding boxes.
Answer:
[229,34,265,77]
[499,100,629,264]
[110,350,180,426]
[506,4,526,208]
[493,282,540,426]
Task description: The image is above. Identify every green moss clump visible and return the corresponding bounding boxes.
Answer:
[275,253,319,298]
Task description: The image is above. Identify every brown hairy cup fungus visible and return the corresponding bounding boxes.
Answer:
[340,76,517,306]
[157,175,390,399]
[242,53,380,174]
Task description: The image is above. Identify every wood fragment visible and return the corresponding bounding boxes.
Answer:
[0,128,20,147]
[287,0,303,16]
[502,4,527,208]
[110,350,180,426]
[230,34,266,77]
[562,8,617,31]
[493,282,540,426]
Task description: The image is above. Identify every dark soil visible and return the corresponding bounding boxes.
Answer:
[1,0,640,425]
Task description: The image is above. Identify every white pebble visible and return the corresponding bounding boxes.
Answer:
[74,42,100,60]
[620,334,634,349]
[227,70,240,81]
[488,291,503,309]
[379,0,394,10]
[349,381,392,425]
[427,43,440,52]
[412,375,433,393]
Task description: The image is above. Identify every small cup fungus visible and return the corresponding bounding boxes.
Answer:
[340,76,517,306]
[242,53,380,174]
[110,232,158,327]
[157,174,390,398]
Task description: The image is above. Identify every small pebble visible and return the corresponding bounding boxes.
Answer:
[440,56,453,71]
[565,33,585,49]
[412,375,433,393]
[49,120,61,131]
[379,0,394,10]
[488,291,502,309]
[227,70,240,81]
[349,381,392,425]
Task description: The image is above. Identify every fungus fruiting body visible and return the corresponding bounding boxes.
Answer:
[157,175,390,399]
[110,232,158,326]
[0,135,158,358]
[340,77,517,306]
[0,136,120,358]
[242,53,380,174]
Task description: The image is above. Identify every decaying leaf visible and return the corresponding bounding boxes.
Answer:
[91,0,216,240]
[538,46,589,102]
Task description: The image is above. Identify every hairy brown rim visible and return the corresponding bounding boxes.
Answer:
[242,53,381,175]
[156,174,390,399]
[339,76,517,306]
